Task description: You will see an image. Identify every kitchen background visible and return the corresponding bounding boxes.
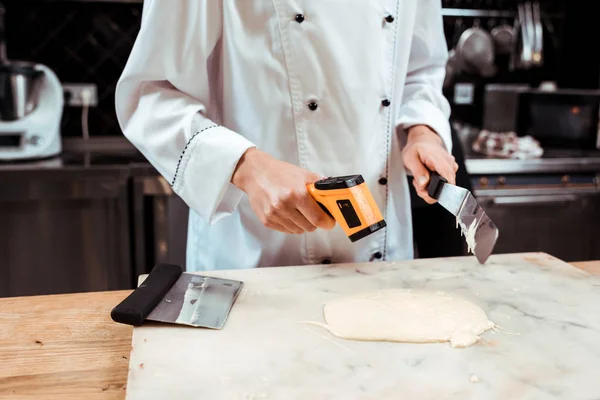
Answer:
[0,0,599,298]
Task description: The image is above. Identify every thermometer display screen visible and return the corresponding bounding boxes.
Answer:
[0,134,22,148]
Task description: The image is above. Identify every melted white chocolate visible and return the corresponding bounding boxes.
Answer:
[322,289,495,348]
[457,217,478,254]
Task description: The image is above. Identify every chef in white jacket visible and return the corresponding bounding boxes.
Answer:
[116,0,458,271]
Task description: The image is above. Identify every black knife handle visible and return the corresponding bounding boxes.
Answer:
[427,172,447,200]
[111,264,182,326]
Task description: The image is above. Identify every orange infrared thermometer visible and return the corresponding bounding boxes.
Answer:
[306,175,386,242]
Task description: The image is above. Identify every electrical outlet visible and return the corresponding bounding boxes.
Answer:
[63,83,98,107]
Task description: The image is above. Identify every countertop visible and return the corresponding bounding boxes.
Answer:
[0,259,598,399]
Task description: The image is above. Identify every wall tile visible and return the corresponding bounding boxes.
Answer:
[3,0,142,137]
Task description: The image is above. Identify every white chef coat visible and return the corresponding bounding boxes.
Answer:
[115,0,452,271]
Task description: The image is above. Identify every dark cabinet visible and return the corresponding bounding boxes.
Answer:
[0,167,133,297]
[476,188,600,262]
[130,167,189,278]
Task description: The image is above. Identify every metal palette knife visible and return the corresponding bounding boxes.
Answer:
[111,264,243,329]
[427,172,499,264]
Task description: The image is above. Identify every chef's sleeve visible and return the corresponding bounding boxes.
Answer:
[115,0,255,224]
[395,0,452,152]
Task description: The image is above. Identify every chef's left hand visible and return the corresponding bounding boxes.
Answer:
[402,125,459,204]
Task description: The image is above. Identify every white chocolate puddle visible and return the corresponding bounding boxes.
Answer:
[321,289,495,348]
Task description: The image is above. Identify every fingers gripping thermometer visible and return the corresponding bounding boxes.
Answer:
[307,175,386,242]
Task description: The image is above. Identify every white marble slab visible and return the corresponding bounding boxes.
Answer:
[125,253,600,400]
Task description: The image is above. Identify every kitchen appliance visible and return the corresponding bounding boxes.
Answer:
[482,84,600,150]
[111,263,243,329]
[0,3,63,161]
[427,172,499,264]
[468,169,600,262]
[307,175,386,242]
[0,63,64,161]
[122,253,600,399]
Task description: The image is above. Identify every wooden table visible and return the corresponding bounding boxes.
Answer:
[1,260,598,399]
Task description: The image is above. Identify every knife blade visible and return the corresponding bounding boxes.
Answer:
[426,172,499,264]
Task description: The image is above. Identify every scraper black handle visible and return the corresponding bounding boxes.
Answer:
[111,264,182,326]
[427,171,447,200]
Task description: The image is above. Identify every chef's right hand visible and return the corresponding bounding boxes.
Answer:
[231,148,336,234]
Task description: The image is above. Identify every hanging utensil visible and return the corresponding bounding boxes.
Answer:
[525,1,536,67]
[509,14,521,71]
[0,2,7,64]
[444,18,465,89]
[456,19,496,78]
[444,49,460,89]
[542,12,560,54]
[517,2,532,69]
[451,17,465,49]
[491,20,516,55]
[531,1,543,66]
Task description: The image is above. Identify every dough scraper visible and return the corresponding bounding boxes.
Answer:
[427,172,499,264]
[111,264,243,329]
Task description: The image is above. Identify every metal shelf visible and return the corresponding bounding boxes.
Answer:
[442,8,515,18]
[442,8,564,19]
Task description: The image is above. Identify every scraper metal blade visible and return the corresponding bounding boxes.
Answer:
[426,172,499,264]
[110,264,243,329]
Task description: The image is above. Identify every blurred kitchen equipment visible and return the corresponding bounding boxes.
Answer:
[0,62,43,121]
[472,172,600,263]
[0,2,6,63]
[444,18,466,89]
[516,1,543,69]
[490,21,515,55]
[483,84,530,132]
[525,88,600,149]
[456,19,496,77]
[482,84,600,150]
[444,49,460,89]
[531,1,543,66]
[0,3,63,161]
[509,12,520,71]
[539,81,557,92]
[517,2,532,69]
